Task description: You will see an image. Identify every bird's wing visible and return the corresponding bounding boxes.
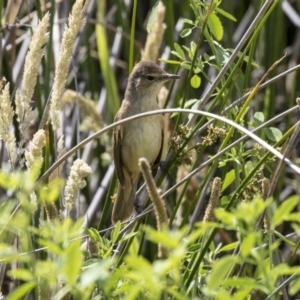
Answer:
[152,128,164,175]
[113,123,126,187]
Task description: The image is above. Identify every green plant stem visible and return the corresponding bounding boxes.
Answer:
[188,0,276,126]
[174,2,212,131]
[169,149,204,226]
[129,0,137,72]
[183,121,295,290]
[98,172,117,231]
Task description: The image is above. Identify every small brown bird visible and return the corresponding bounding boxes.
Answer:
[112,61,180,224]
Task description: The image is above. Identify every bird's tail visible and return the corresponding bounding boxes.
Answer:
[111,175,137,224]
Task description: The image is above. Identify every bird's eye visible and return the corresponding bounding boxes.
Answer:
[146,75,155,81]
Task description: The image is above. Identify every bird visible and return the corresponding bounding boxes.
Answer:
[112,60,180,224]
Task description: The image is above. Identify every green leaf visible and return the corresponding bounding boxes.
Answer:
[223,278,257,288]
[214,209,237,226]
[253,112,265,126]
[111,221,121,244]
[203,52,211,61]
[8,269,34,281]
[184,98,198,108]
[145,229,179,249]
[265,127,282,142]
[63,239,82,284]
[241,232,256,257]
[182,45,189,52]
[237,52,259,67]
[190,74,201,88]
[171,51,184,60]
[255,258,271,279]
[272,196,300,226]
[170,99,197,118]
[234,197,268,226]
[170,99,199,119]
[181,18,194,25]
[187,243,202,252]
[119,231,138,243]
[187,99,202,122]
[281,212,300,222]
[190,41,197,57]
[220,195,230,206]
[80,260,112,288]
[86,228,101,242]
[289,276,300,296]
[215,7,237,22]
[180,61,191,70]
[173,43,185,60]
[207,13,224,41]
[96,2,119,119]
[180,28,192,38]
[222,169,235,191]
[215,290,232,299]
[215,45,230,65]
[274,230,296,247]
[218,241,239,253]
[38,239,62,255]
[159,58,180,65]
[0,244,29,263]
[207,256,238,289]
[236,288,260,300]
[244,161,253,176]
[7,282,36,300]
[234,71,245,93]
[125,254,152,272]
[146,1,159,33]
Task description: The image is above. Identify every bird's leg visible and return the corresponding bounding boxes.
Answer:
[152,160,169,176]
[130,176,136,202]
[132,176,145,214]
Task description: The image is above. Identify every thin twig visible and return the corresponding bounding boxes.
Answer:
[37,108,300,186]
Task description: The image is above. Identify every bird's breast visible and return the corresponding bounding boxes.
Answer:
[121,115,163,175]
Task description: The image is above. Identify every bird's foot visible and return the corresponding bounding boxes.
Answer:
[152,160,168,174]
[134,200,144,214]
[158,160,168,172]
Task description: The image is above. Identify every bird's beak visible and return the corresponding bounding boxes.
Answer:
[166,73,181,80]
[157,73,181,82]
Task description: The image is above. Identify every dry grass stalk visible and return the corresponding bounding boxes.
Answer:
[61,89,104,132]
[45,202,59,221]
[15,13,50,142]
[49,0,89,131]
[64,159,92,212]
[25,129,46,177]
[142,1,166,62]
[0,81,17,164]
[81,237,98,260]
[138,158,168,258]
[203,177,221,222]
